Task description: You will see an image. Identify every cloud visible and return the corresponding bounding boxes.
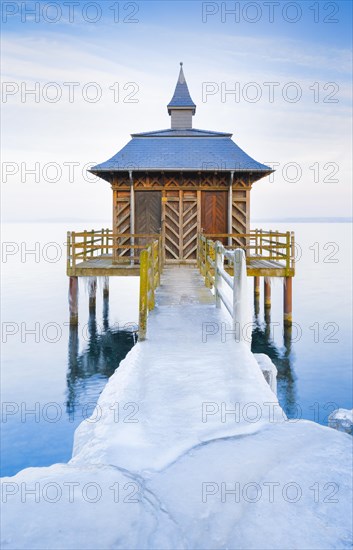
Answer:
[1,9,351,221]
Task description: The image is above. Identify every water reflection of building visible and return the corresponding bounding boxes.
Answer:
[66,298,136,419]
[251,298,298,418]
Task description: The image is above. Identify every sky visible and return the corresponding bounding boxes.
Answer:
[1,0,352,222]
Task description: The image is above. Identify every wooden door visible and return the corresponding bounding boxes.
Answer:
[135,191,161,246]
[201,191,228,239]
[164,190,198,262]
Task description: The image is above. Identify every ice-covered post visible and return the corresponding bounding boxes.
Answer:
[214,242,222,308]
[139,250,148,341]
[233,248,251,347]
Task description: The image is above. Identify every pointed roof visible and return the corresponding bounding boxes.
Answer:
[90,64,273,183]
[167,62,196,114]
[91,129,272,174]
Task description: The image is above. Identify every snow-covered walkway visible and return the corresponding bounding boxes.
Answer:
[1,267,352,549]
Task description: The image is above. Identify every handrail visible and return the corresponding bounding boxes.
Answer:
[67,229,160,272]
[198,229,295,277]
[213,240,251,344]
[138,237,163,341]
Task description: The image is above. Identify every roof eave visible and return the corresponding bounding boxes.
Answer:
[90,168,274,175]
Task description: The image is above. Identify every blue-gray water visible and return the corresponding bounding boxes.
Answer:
[1,222,352,477]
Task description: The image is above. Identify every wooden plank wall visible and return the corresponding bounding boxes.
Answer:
[112,174,252,262]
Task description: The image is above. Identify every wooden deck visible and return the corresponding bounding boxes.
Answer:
[67,255,140,277]
[246,257,294,277]
[66,230,295,278]
[67,231,295,328]
[67,254,293,278]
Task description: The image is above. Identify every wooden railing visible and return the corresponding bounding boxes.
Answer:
[138,238,162,341]
[198,230,295,283]
[202,239,251,344]
[67,229,162,272]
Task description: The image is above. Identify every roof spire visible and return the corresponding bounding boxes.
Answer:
[168,63,196,129]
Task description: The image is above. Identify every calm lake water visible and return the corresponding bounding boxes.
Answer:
[1,222,352,477]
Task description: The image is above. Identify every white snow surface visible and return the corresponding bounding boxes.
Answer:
[330,408,353,422]
[1,283,352,549]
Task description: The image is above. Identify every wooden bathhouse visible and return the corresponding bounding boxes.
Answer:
[90,63,273,260]
[67,64,295,331]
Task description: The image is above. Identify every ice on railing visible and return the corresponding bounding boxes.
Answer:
[216,246,253,347]
[233,248,252,347]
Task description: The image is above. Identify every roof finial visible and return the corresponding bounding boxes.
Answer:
[167,63,196,127]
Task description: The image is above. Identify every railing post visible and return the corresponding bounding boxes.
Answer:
[148,246,155,311]
[290,231,295,273]
[199,236,203,275]
[214,242,222,308]
[232,248,249,345]
[139,250,148,341]
[90,229,94,258]
[106,229,110,255]
[112,231,118,264]
[202,237,206,278]
[72,232,76,271]
[286,231,291,272]
[259,229,263,256]
[205,240,210,287]
[157,238,162,285]
[153,240,159,289]
[83,231,87,261]
[67,232,71,271]
[255,229,258,256]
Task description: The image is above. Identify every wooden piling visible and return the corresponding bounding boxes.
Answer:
[88,277,97,313]
[254,276,260,296]
[264,277,271,307]
[103,276,109,298]
[284,276,293,326]
[264,277,271,324]
[253,277,260,317]
[69,276,78,325]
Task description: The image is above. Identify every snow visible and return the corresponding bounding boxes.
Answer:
[72,305,284,473]
[1,267,352,549]
[328,408,353,435]
[330,408,353,422]
[254,352,278,394]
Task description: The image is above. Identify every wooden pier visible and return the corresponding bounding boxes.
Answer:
[66,229,294,331]
[66,66,296,333]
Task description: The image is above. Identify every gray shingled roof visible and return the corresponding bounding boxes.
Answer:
[167,63,196,114]
[90,65,272,179]
[90,128,272,173]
